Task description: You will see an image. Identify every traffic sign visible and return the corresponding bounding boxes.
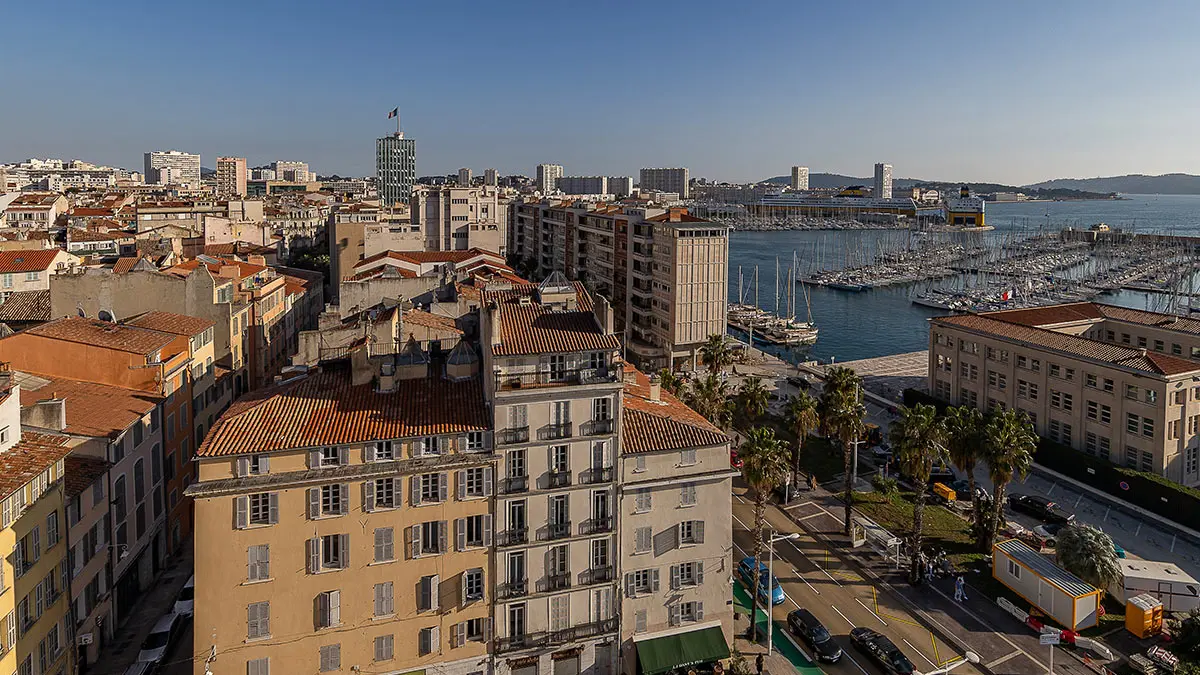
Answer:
[1040,634,1061,646]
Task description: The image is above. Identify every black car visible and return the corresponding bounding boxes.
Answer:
[787,609,843,663]
[1007,493,1075,525]
[850,627,915,675]
[948,479,991,504]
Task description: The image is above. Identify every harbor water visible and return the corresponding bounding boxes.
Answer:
[728,194,1200,365]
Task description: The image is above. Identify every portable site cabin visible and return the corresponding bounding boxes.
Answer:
[1108,559,1200,613]
[992,539,1103,630]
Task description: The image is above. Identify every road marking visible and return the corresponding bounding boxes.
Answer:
[797,512,827,521]
[1104,506,1110,521]
[923,582,1047,672]
[779,626,814,663]
[783,590,800,609]
[831,604,855,627]
[1173,534,1178,553]
[855,597,887,626]
[931,633,942,666]
[903,638,936,668]
[1074,494,1083,508]
[986,652,1022,669]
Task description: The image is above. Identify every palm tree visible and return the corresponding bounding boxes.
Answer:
[684,373,734,430]
[1055,525,1122,595]
[738,376,770,423]
[658,368,684,397]
[820,366,866,534]
[944,406,985,538]
[739,427,791,643]
[785,392,820,491]
[980,407,1037,551]
[890,403,947,583]
[700,334,733,374]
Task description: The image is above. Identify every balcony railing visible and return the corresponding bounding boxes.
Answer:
[546,521,572,541]
[580,467,613,484]
[497,580,528,600]
[547,470,572,488]
[580,419,614,436]
[495,619,618,655]
[580,566,614,585]
[497,427,530,445]
[501,475,529,494]
[580,517,613,535]
[538,423,573,441]
[546,572,571,592]
[497,528,528,547]
[495,367,616,392]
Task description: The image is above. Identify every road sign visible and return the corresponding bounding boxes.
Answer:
[1040,634,1061,646]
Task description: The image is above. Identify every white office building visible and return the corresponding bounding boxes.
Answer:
[874,163,893,199]
[484,168,499,186]
[791,166,809,191]
[143,150,201,187]
[273,160,312,182]
[377,132,417,207]
[557,176,608,195]
[536,164,564,194]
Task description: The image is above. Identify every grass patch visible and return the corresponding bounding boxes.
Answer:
[851,490,986,568]
[749,413,845,482]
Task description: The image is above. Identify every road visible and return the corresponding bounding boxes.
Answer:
[157,619,194,675]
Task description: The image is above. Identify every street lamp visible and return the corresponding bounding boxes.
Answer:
[766,531,802,657]
[922,651,981,675]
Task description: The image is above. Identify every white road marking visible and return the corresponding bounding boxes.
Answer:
[986,652,1022,669]
[903,638,937,668]
[831,604,855,627]
[855,597,887,626]
[732,512,824,594]
[1074,494,1083,508]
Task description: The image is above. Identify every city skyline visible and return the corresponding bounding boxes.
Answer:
[3,1,1200,184]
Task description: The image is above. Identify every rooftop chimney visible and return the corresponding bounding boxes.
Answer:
[593,295,614,335]
[487,303,502,346]
[648,373,662,402]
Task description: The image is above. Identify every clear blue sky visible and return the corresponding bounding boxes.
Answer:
[3,0,1198,185]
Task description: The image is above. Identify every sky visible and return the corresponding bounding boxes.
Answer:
[3,0,1199,185]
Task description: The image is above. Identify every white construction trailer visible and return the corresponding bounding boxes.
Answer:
[992,539,1102,630]
[1109,559,1200,613]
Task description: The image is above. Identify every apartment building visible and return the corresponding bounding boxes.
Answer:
[557,177,608,196]
[0,250,82,301]
[411,185,508,254]
[187,345,494,675]
[485,169,499,187]
[482,276,625,675]
[216,157,248,198]
[536,165,563,195]
[617,367,732,675]
[273,160,312,183]
[509,202,728,371]
[3,193,68,228]
[144,150,201,187]
[638,169,689,199]
[607,178,633,199]
[64,454,112,669]
[929,302,1200,485]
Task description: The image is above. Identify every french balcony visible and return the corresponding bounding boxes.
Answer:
[501,475,529,494]
[497,427,530,445]
[545,521,572,541]
[580,467,613,485]
[497,580,528,600]
[580,418,614,436]
[495,367,617,392]
[497,528,528,547]
[547,470,572,488]
[580,566,614,585]
[549,618,618,646]
[580,517,613,535]
[545,572,571,592]
[539,423,573,441]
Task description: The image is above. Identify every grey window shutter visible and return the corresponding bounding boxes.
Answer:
[674,523,681,548]
[697,561,705,584]
[410,526,421,558]
[418,576,430,611]
[365,444,376,462]
[234,496,248,529]
[432,574,441,611]
[454,621,465,648]
[696,601,704,621]
[651,569,660,592]
[484,617,493,642]
[670,565,680,590]
[268,493,279,525]
[364,481,375,512]
[308,449,319,468]
[307,488,319,519]
[458,434,469,453]
[635,610,646,633]
[624,573,635,598]
[456,471,465,501]
[456,518,466,552]
[338,446,348,465]
[410,476,420,506]
[330,589,340,625]
[438,473,448,502]
[393,477,402,505]
[483,467,493,495]
[669,603,680,626]
[339,533,349,567]
[260,456,269,473]
[482,514,492,547]
[431,625,440,651]
[695,520,705,544]
[307,537,319,573]
[438,521,447,554]
[374,584,383,616]
[317,591,329,627]
[236,457,249,477]
[439,436,450,454]
[338,484,349,514]
[459,574,467,610]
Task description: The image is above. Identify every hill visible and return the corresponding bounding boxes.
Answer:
[759,174,1114,201]
[1023,174,1200,195]
[761,173,922,189]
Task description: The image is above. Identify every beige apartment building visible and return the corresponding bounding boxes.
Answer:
[216,157,248,198]
[617,368,732,675]
[411,185,508,255]
[188,348,494,675]
[482,277,624,675]
[929,303,1200,485]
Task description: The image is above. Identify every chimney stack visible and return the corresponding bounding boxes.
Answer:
[648,373,661,402]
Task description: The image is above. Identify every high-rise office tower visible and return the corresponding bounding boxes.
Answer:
[536,164,563,194]
[638,168,690,198]
[790,166,809,191]
[377,132,417,207]
[458,168,473,187]
[484,168,498,186]
[143,150,201,187]
[874,163,893,199]
[216,157,248,197]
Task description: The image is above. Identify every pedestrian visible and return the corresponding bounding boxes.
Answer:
[756,653,765,675]
[954,575,968,602]
[925,561,934,582]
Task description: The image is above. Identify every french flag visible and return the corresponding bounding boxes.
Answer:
[387,107,398,119]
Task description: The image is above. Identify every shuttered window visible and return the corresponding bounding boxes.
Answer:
[247,602,270,639]
[373,528,394,563]
[374,635,394,662]
[247,545,269,581]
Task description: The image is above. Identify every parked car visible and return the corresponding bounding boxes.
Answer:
[787,375,810,390]
[870,443,893,461]
[948,479,991,504]
[1032,523,1064,548]
[174,574,195,617]
[737,556,786,606]
[1007,493,1075,525]
[730,450,743,470]
[787,609,843,662]
[850,627,915,675]
[137,612,183,664]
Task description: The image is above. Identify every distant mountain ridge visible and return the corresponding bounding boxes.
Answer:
[1024,174,1200,195]
[761,173,923,189]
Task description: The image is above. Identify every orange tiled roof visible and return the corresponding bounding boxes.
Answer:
[65,455,110,498]
[0,249,62,274]
[354,247,503,268]
[347,266,416,281]
[933,313,1200,376]
[203,241,275,257]
[981,303,1104,327]
[70,207,116,217]
[1094,304,1200,337]
[25,316,176,355]
[402,310,462,335]
[0,433,73,501]
[0,290,50,323]
[197,369,488,457]
[67,228,126,243]
[125,311,214,337]
[482,282,621,357]
[621,365,728,454]
[17,373,160,438]
[112,256,146,274]
[168,257,267,280]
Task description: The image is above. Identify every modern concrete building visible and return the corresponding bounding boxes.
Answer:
[144,150,201,187]
[557,177,609,195]
[607,177,633,198]
[273,161,312,183]
[482,277,624,675]
[928,302,1200,485]
[3,193,68,228]
[536,164,564,195]
[459,168,473,187]
[638,169,689,199]
[378,133,417,207]
[216,156,248,197]
[484,169,499,187]
[411,185,507,254]
[790,166,809,191]
[874,162,893,199]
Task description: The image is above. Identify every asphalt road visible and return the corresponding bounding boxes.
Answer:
[157,619,194,675]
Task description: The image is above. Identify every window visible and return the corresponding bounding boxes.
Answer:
[418,574,440,612]
[320,446,345,467]
[672,601,703,625]
[1064,368,1075,381]
[1126,446,1139,468]
[458,514,490,549]
[1126,384,1139,400]
[1147,389,1159,404]
[374,635,394,662]
[1048,420,1072,445]
[45,512,58,548]
[1104,378,1114,393]
[248,545,270,581]
[1017,380,1038,400]
[634,488,652,513]
[1174,343,1183,355]
[629,569,658,596]
[680,483,696,506]
[320,484,346,516]
[680,520,704,544]
[247,602,270,639]
[674,561,703,588]
[1143,417,1155,438]
[374,582,394,617]
[416,520,447,556]
[248,493,274,526]
[418,627,439,656]
[134,459,145,502]
[1155,340,1165,352]
[593,397,611,421]
[374,528,394,563]
[507,449,527,478]
[1086,400,1099,421]
[310,534,349,572]
[1127,413,1140,434]
[247,658,270,675]
[319,644,341,671]
[316,590,341,628]
[1049,364,1061,378]
[463,568,484,602]
[634,526,651,553]
[634,455,646,473]
[551,446,569,473]
[418,473,445,504]
[680,449,697,465]
[1177,391,1187,405]
[460,467,488,498]
[1138,336,1148,348]
[465,431,485,452]
[368,441,394,461]
[1142,450,1154,472]
[1007,559,1021,579]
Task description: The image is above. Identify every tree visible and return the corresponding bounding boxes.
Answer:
[785,392,820,490]
[979,408,1037,551]
[657,369,684,397]
[700,334,733,374]
[738,427,790,643]
[737,376,770,423]
[684,373,734,430]
[890,403,947,583]
[944,406,985,540]
[1055,525,1121,595]
[1167,608,1200,659]
[820,366,866,534]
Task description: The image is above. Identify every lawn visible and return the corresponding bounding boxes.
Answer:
[750,413,846,482]
[851,490,986,568]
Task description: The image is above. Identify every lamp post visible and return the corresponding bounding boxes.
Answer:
[766,531,802,656]
[922,651,981,675]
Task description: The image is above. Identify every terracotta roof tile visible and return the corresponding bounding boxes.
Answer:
[983,302,1104,327]
[67,228,126,243]
[64,455,110,498]
[482,282,621,356]
[620,365,728,454]
[25,317,176,355]
[0,250,63,274]
[125,311,214,337]
[402,310,462,335]
[0,290,50,323]
[0,433,73,501]
[15,373,160,438]
[1094,304,1200,337]
[198,369,489,457]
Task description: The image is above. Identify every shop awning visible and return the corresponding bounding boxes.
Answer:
[636,626,731,675]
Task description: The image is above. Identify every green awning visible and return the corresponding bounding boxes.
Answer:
[636,626,731,675]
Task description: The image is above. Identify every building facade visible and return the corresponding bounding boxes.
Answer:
[557,177,608,196]
[607,178,633,199]
[873,163,893,199]
[536,165,563,195]
[144,151,202,187]
[638,169,689,200]
[484,169,499,187]
[216,157,248,198]
[790,166,809,191]
[273,161,312,183]
[411,186,507,254]
[378,133,417,207]
[459,168,473,187]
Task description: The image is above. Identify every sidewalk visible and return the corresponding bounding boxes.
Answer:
[91,540,194,675]
[732,581,821,675]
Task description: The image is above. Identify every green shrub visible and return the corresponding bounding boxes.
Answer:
[872,474,899,496]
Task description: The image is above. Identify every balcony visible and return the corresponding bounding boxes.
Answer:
[497,427,530,445]
[546,521,572,541]
[580,418,614,436]
[501,475,529,494]
[547,470,572,488]
[546,572,571,592]
[580,566,614,585]
[580,517,613,535]
[580,467,613,485]
[495,367,617,392]
[495,619,618,654]
[497,580,528,600]
[539,423,573,441]
[497,528,528,547]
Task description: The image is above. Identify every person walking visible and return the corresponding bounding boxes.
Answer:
[954,575,968,601]
[756,653,765,675]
